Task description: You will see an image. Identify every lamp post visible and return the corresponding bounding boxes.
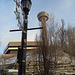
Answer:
[18,0,32,75]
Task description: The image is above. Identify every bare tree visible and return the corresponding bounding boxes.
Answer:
[64,25,75,56]
[36,15,60,75]
[36,13,75,75]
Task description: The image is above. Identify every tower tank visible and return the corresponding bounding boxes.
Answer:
[37,11,49,45]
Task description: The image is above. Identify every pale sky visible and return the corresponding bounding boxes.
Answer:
[0,0,75,54]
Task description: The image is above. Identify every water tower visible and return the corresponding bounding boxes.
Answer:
[37,11,49,44]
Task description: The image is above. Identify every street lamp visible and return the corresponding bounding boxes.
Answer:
[12,0,43,74]
[21,0,32,15]
[18,0,32,75]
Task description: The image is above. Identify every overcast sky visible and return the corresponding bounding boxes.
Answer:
[0,0,75,54]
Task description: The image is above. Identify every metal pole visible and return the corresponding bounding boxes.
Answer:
[18,14,28,75]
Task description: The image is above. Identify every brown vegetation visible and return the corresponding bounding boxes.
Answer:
[35,15,75,75]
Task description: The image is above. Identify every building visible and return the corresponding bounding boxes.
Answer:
[4,41,38,54]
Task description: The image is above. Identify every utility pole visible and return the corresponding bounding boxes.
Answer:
[18,14,28,75]
[18,0,32,75]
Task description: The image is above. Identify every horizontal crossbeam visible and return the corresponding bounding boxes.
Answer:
[10,27,43,32]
